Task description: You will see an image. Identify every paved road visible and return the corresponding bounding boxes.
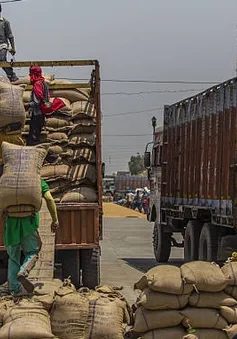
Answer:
[101,217,184,305]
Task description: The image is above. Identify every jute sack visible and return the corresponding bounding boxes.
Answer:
[137,288,189,310]
[68,133,96,147]
[181,261,228,292]
[32,294,55,312]
[14,73,54,85]
[183,330,228,339]
[142,327,186,339]
[134,265,193,295]
[71,101,96,118]
[61,187,97,203]
[61,147,96,164]
[45,117,73,130]
[224,324,237,338]
[41,164,70,180]
[47,179,71,194]
[50,88,89,103]
[133,307,183,332]
[47,132,68,143]
[225,286,237,299]
[51,283,89,339]
[0,142,46,216]
[220,306,237,324]
[34,279,63,296]
[0,132,24,165]
[181,307,228,329]
[222,262,237,285]
[69,121,96,134]
[0,297,14,326]
[189,291,237,309]
[0,299,55,339]
[83,291,129,339]
[69,164,97,185]
[49,145,64,155]
[0,81,25,128]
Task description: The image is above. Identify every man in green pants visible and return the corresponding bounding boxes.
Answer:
[4,178,59,296]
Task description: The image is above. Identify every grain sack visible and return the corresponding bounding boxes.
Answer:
[225,286,237,299]
[0,81,25,128]
[61,187,97,203]
[49,145,64,155]
[224,324,237,338]
[134,265,193,295]
[181,307,228,329]
[189,291,237,309]
[68,133,96,147]
[48,179,71,194]
[71,101,96,118]
[134,307,183,332]
[23,90,31,102]
[0,299,55,339]
[32,293,55,312]
[69,121,96,134]
[181,261,228,292]
[69,164,97,185]
[46,117,72,130]
[137,288,189,310]
[184,330,228,339]
[0,297,14,326]
[34,279,63,296]
[222,262,237,285]
[50,88,89,103]
[61,147,96,164]
[0,132,24,165]
[142,327,186,339]
[220,306,237,324]
[47,132,68,143]
[41,164,70,180]
[51,283,89,339]
[0,142,46,216]
[14,73,54,85]
[84,290,130,339]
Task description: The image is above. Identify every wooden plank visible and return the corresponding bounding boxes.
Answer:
[0,60,97,68]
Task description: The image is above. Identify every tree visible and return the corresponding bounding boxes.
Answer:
[128,153,145,175]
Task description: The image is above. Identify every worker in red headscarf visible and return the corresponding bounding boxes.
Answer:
[27,66,65,146]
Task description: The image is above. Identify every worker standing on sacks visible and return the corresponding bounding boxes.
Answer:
[0,143,59,296]
[27,66,65,146]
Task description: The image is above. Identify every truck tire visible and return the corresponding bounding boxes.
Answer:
[60,250,80,288]
[198,223,219,262]
[153,221,171,263]
[184,221,202,262]
[81,248,100,289]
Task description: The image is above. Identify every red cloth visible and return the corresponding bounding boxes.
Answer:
[30,66,66,115]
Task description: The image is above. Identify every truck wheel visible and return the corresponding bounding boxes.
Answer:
[81,248,100,289]
[60,250,80,288]
[153,221,171,263]
[184,221,202,262]
[198,223,219,262]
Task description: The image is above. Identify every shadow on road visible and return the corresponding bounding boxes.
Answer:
[121,258,184,273]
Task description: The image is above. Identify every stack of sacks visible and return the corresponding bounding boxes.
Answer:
[221,261,237,338]
[0,78,25,164]
[50,281,132,339]
[133,265,192,338]
[133,262,237,339]
[21,75,98,204]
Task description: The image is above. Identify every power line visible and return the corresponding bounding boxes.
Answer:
[102,89,204,96]
[103,134,152,137]
[103,107,163,117]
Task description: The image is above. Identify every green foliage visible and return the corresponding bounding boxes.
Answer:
[128,153,145,175]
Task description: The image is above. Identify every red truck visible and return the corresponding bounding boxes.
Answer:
[145,77,237,263]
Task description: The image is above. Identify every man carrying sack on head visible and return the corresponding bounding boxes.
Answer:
[27,66,65,146]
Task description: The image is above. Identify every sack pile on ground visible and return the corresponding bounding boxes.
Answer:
[21,76,98,204]
[0,280,131,339]
[132,261,237,339]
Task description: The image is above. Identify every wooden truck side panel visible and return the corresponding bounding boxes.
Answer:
[161,79,237,227]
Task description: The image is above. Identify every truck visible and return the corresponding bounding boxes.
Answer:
[0,60,103,289]
[145,77,237,263]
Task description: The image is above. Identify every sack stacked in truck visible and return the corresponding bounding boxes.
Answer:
[50,282,131,339]
[0,142,47,216]
[133,265,192,338]
[29,77,97,204]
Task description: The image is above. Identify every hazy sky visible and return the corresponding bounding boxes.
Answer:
[4,0,237,173]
